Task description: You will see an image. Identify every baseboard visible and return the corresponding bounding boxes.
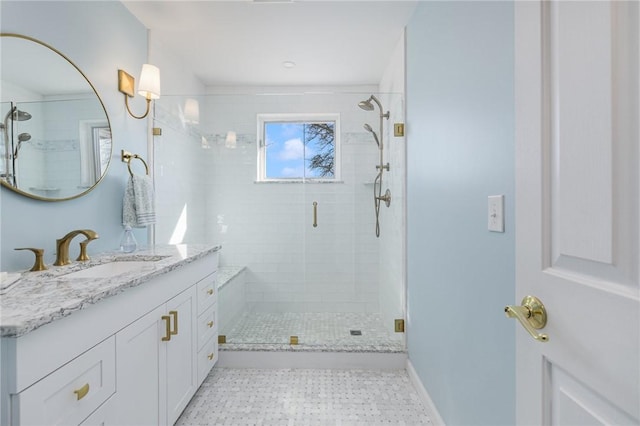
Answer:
[406,359,446,426]
[218,350,407,370]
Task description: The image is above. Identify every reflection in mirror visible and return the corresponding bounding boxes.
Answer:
[0,34,112,201]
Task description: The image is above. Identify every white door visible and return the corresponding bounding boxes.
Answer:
[514,1,639,425]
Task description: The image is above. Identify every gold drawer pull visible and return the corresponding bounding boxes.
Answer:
[207,321,214,328]
[161,315,171,341]
[207,288,214,295]
[207,353,214,360]
[169,310,178,336]
[74,383,90,400]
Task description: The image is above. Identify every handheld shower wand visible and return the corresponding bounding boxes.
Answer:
[359,95,391,237]
[2,106,32,186]
[13,133,31,159]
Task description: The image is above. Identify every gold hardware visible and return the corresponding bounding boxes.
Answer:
[312,201,318,228]
[169,310,178,336]
[218,335,226,344]
[161,315,171,341]
[505,295,549,342]
[121,150,149,176]
[152,127,162,136]
[77,240,91,262]
[207,288,214,295]
[208,353,214,360]
[394,123,405,137]
[118,66,160,120]
[290,336,299,345]
[54,229,99,266]
[207,321,214,328]
[394,319,405,333]
[118,69,135,97]
[14,248,47,271]
[73,383,90,400]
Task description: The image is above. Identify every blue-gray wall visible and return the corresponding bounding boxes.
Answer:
[0,1,149,271]
[406,2,515,425]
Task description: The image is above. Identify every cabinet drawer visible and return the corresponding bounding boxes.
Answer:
[80,394,115,426]
[13,336,116,426]
[197,305,217,351]
[196,272,217,315]
[197,337,218,386]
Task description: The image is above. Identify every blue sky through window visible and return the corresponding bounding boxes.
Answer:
[264,121,335,179]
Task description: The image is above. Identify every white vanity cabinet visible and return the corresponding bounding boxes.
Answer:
[10,337,116,426]
[115,285,198,425]
[0,247,219,426]
[195,273,218,386]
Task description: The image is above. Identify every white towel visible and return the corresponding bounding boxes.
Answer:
[123,174,156,228]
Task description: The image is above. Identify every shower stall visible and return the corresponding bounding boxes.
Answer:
[152,90,405,352]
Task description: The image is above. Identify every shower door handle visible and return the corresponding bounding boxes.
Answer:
[312,202,318,228]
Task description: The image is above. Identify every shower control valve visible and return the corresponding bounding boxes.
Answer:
[376,163,390,172]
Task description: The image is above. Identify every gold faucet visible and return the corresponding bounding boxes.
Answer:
[54,229,99,266]
[14,248,48,271]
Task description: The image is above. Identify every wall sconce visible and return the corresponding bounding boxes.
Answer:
[184,98,200,124]
[118,64,161,119]
[225,131,237,149]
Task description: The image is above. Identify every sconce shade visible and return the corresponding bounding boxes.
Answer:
[137,64,161,100]
[119,64,161,120]
[184,98,200,124]
[225,131,237,149]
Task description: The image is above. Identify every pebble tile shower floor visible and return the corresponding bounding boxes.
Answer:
[221,312,403,352]
[177,368,431,426]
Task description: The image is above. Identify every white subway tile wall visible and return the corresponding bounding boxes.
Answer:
[154,90,405,344]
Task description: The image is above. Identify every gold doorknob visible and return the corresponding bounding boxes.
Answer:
[505,295,549,342]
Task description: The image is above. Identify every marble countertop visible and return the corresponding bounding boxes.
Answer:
[0,244,221,338]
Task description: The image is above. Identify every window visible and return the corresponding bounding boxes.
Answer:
[257,113,340,181]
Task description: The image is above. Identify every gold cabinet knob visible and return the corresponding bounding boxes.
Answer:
[207,321,214,328]
[207,353,214,360]
[73,383,90,400]
[505,295,549,342]
[207,288,214,295]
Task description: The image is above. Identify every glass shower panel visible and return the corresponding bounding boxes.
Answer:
[153,91,405,351]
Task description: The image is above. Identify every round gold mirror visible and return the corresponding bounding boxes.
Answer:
[0,33,112,201]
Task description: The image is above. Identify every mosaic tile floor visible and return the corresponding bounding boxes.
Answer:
[221,312,404,353]
[177,368,432,426]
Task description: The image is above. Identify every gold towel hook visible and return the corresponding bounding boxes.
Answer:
[121,149,149,176]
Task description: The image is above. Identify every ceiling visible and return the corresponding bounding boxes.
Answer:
[122,1,418,87]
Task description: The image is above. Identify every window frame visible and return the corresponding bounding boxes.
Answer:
[256,113,341,182]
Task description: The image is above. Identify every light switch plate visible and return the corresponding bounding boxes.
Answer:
[488,195,504,232]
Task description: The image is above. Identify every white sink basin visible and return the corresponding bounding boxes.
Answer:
[63,261,153,279]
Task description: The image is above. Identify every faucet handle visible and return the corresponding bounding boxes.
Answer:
[15,248,48,271]
[77,240,92,262]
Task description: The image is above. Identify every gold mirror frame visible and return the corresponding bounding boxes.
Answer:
[0,33,112,202]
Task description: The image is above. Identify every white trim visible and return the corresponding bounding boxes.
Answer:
[406,359,446,426]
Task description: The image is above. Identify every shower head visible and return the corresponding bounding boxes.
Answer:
[357,95,390,119]
[358,99,375,111]
[363,123,380,147]
[11,110,31,121]
[4,108,31,122]
[13,133,31,159]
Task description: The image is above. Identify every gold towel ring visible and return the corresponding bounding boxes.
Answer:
[121,150,149,176]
